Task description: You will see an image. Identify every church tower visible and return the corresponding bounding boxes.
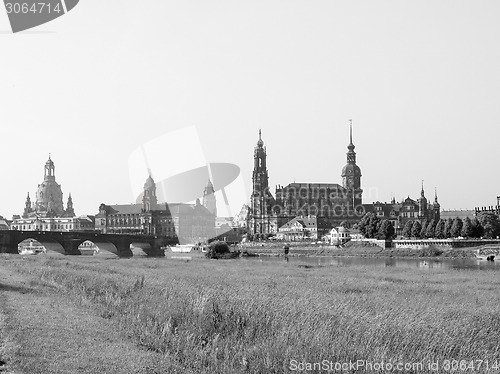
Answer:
[66,193,75,217]
[341,121,363,210]
[202,180,217,216]
[23,193,33,218]
[142,174,158,212]
[250,130,275,235]
[418,181,428,219]
[433,188,441,221]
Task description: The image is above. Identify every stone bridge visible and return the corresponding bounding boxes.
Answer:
[0,230,176,257]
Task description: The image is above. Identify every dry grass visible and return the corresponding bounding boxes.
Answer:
[2,254,500,373]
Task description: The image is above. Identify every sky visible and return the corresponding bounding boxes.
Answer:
[0,0,499,219]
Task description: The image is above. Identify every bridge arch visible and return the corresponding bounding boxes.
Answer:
[18,238,66,255]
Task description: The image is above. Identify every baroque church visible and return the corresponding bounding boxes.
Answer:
[10,156,95,232]
[248,124,441,238]
[22,155,74,218]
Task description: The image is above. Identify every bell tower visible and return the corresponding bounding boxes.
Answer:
[23,193,33,218]
[418,181,428,219]
[250,130,275,235]
[66,193,75,217]
[203,180,217,216]
[142,173,158,212]
[433,188,441,221]
[341,121,363,210]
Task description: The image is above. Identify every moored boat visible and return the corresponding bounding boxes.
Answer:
[170,244,195,253]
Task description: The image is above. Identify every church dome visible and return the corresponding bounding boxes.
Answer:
[144,176,155,190]
[341,163,361,177]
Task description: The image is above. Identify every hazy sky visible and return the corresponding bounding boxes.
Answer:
[1,1,499,219]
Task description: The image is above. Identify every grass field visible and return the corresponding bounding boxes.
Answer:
[1,253,500,373]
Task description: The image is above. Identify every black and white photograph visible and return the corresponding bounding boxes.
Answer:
[1,1,500,373]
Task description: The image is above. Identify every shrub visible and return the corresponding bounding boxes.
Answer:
[205,241,231,259]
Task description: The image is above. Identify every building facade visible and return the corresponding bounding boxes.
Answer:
[364,184,441,233]
[276,216,318,241]
[11,216,95,232]
[95,177,216,244]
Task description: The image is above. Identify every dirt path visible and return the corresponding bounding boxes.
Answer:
[0,262,162,374]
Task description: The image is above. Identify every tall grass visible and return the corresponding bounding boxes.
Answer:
[7,255,500,373]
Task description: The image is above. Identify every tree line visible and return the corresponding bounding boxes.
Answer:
[357,212,500,240]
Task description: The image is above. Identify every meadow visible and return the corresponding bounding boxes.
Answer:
[1,253,500,373]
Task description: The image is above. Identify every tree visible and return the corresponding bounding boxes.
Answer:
[378,220,395,240]
[411,220,422,239]
[434,219,445,239]
[444,218,454,238]
[461,217,473,238]
[420,219,429,238]
[450,217,463,238]
[425,219,436,238]
[402,220,413,238]
[471,217,485,238]
[358,212,381,239]
[477,212,500,239]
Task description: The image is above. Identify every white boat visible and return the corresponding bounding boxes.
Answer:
[18,243,46,255]
[170,244,195,253]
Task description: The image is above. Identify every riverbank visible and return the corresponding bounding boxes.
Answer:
[239,242,480,258]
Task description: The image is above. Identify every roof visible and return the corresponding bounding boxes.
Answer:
[440,210,475,220]
[279,182,344,189]
[331,226,350,233]
[279,216,317,230]
[103,202,213,217]
[106,204,143,215]
[0,219,9,230]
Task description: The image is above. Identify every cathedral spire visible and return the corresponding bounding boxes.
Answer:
[434,187,438,203]
[421,180,425,197]
[257,129,264,148]
[346,120,356,163]
[349,119,353,147]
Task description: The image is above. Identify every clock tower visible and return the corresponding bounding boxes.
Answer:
[341,121,363,210]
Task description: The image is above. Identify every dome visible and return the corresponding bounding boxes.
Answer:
[144,176,155,190]
[341,163,362,177]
